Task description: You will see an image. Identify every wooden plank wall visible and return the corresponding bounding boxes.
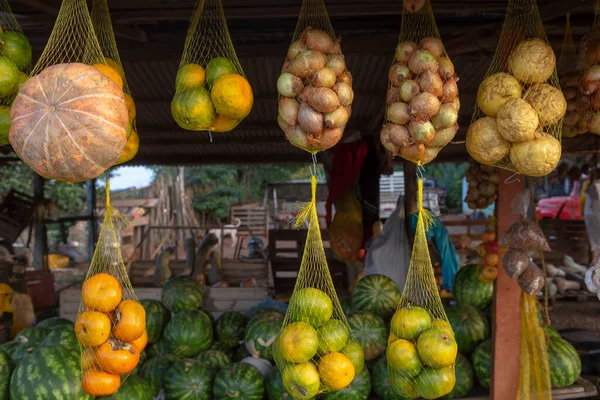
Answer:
[230,206,268,236]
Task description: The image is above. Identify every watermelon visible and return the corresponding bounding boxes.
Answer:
[208,340,234,359]
[234,344,251,362]
[322,368,371,400]
[9,346,92,399]
[14,327,50,344]
[348,311,388,360]
[447,353,474,398]
[352,274,401,319]
[471,339,491,389]
[0,342,19,359]
[131,350,148,376]
[244,312,284,360]
[546,326,561,339]
[161,277,203,313]
[548,336,581,388]
[445,303,490,353]
[12,339,41,362]
[140,300,171,344]
[371,357,407,400]
[265,367,290,400]
[340,296,355,316]
[196,349,231,377]
[164,309,213,357]
[98,375,154,400]
[139,354,180,396]
[37,317,73,331]
[199,306,216,326]
[165,358,212,400]
[216,311,248,348]
[40,326,78,349]
[147,339,171,357]
[453,265,493,310]
[0,349,12,400]
[214,362,265,400]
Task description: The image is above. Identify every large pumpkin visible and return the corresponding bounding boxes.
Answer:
[9,63,128,183]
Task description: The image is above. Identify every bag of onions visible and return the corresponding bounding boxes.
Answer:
[380,0,459,165]
[578,2,600,137]
[466,0,566,178]
[277,0,353,154]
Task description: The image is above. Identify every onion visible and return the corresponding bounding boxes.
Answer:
[438,56,455,80]
[420,37,444,58]
[563,87,577,100]
[590,112,600,135]
[449,97,460,112]
[422,146,442,164]
[592,91,600,112]
[579,111,593,132]
[431,103,458,129]
[583,66,600,95]
[563,111,580,127]
[324,106,350,128]
[330,40,342,55]
[338,71,353,85]
[561,73,579,89]
[288,50,327,78]
[387,87,401,104]
[305,28,335,54]
[400,80,420,103]
[408,50,438,75]
[381,125,400,154]
[403,0,426,13]
[284,125,309,149]
[277,116,289,133]
[395,41,418,63]
[308,127,343,152]
[400,143,426,163]
[566,99,577,113]
[326,55,346,77]
[409,120,436,143]
[442,78,458,103]
[387,102,410,125]
[277,73,304,97]
[298,103,324,136]
[300,87,340,113]
[577,95,591,113]
[287,40,308,60]
[333,82,354,107]
[409,92,441,121]
[419,70,443,98]
[429,124,458,147]
[309,67,337,88]
[385,123,411,147]
[278,97,300,126]
[389,64,412,87]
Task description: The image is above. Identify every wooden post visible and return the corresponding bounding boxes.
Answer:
[403,161,417,241]
[176,167,186,259]
[33,174,47,271]
[86,179,96,260]
[491,170,524,400]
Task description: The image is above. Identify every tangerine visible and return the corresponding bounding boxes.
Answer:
[278,321,318,363]
[171,88,215,130]
[282,362,320,400]
[210,73,253,120]
[75,311,111,347]
[386,339,422,377]
[176,63,206,90]
[318,352,355,390]
[93,63,124,90]
[82,273,122,313]
[115,130,139,165]
[210,115,239,132]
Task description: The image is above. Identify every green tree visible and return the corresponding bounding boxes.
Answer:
[423,162,469,212]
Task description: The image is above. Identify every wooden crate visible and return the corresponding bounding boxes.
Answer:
[230,205,268,236]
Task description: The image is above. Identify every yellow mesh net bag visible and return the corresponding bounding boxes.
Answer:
[172,0,252,134]
[560,13,586,138]
[75,181,146,397]
[380,0,460,165]
[580,0,600,136]
[387,179,457,399]
[273,176,364,398]
[277,0,354,154]
[465,0,565,178]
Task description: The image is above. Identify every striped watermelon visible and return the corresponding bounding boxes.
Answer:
[161,277,203,312]
[340,296,355,316]
[548,336,581,388]
[147,339,171,357]
[140,300,171,344]
[245,312,284,360]
[471,339,491,389]
[196,349,231,377]
[266,367,290,400]
[546,326,561,339]
[348,311,388,360]
[37,317,73,331]
[352,274,401,319]
[208,340,234,359]
[130,350,148,376]
[165,358,213,399]
[40,326,78,349]
[164,309,213,357]
[0,342,18,360]
[453,265,493,311]
[214,362,265,400]
[97,375,154,400]
[9,346,92,399]
[14,327,49,343]
[234,344,251,362]
[140,354,179,396]
[322,368,371,400]
[199,306,216,326]
[12,339,41,362]
[216,311,248,348]
[0,349,12,399]
[371,357,407,400]
[448,353,474,398]
[445,304,489,353]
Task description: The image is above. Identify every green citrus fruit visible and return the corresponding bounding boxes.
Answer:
[390,306,432,340]
[416,328,458,368]
[317,319,349,354]
[0,31,32,71]
[387,339,422,377]
[414,365,456,399]
[288,287,333,328]
[282,362,321,400]
[171,88,215,130]
[0,56,19,97]
[341,340,364,375]
[0,106,10,145]
[278,322,318,363]
[206,57,236,87]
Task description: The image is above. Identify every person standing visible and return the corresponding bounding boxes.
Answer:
[582,161,600,261]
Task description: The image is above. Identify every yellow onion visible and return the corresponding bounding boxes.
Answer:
[419,70,443,98]
[507,38,556,84]
[577,95,591,113]
[288,50,327,78]
[409,92,441,121]
[496,98,538,143]
[582,66,600,95]
[510,132,561,177]
[287,40,308,60]
[298,103,324,136]
[400,142,426,163]
[420,37,444,58]
[277,72,304,97]
[579,111,593,132]
[278,97,300,126]
[304,27,335,54]
[562,124,580,138]
[563,111,580,127]
[422,146,442,164]
[466,117,510,165]
[560,73,579,89]
[387,123,412,148]
[330,40,341,55]
[449,97,460,112]
[389,64,412,87]
[333,82,354,107]
[429,124,458,147]
[324,106,350,129]
[400,80,420,103]
[278,115,289,133]
[387,87,401,104]
[442,78,458,103]
[326,55,346,77]
[592,91,600,112]
[403,0,426,13]
[563,87,577,100]
[477,72,522,117]
[300,87,340,113]
[431,103,458,129]
[307,127,343,151]
[408,50,438,75]
[438,56,455,80]
[284,124,309,149]
[387,102,410,125]
[338,71,353,86]
[590,112,600,135]
[566,99,577,113]
[309,67,337,88]
[523,84,566,126]
[380,124,401,154]
[395,41,418,63]
[409,120,435,143]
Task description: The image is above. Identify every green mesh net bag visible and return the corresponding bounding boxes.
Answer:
[91,0,139,165]
[273,176,364,398]
[380,0,460,165]
[276,0,354,154]
[172,0,253,134]
[0,0,32,145]
[75,181,147,397]
[465,0,565,178]
[579,0,600,136]
[387,179,457,399]
[7,0,129,183]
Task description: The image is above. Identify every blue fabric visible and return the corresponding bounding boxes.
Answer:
[409,213,460,291]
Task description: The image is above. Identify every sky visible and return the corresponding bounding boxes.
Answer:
[101,166,155,190]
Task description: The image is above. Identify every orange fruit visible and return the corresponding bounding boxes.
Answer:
[80,348,97,371]
[210,73,253,120]
[82,273,122,313]
[278,321,318,363]
[386,339,422,377]
[93,63,124,90]
[390,306,432,340]
[115,130,139,165]
[171,88,215,130]
[479,266,498,283]
[482,231,496,243]
[124,93,136,124]
[95,339,140,374]
[318,352,355,390]
[416,328,457,368]
[282,362,320,400]
[209,115,239,132]
[75,311,112,347]
[82,368,120,396]
[484,253,499,267]
[112,300,146,342]
[476,243,487,257]
[388,332,399,344]
[176,63,206,91]
[131,329,148,352]
[341,340,364,375]
[104,57,125,79]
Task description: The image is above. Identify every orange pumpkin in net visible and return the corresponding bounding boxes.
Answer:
[9,63,128,183]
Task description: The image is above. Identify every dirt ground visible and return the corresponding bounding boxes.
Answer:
[548,298,600,333]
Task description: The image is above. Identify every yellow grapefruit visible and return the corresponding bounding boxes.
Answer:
[416,328,457,368]
[210,73,253,120]
[318,352,355,390]
[282,362,321,400]
[278,321,318,363]
[386,339,422,377]
[176,63,206,91]
[390,306,432,340]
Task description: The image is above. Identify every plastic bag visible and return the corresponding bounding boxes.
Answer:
[277,0,353,154]
[518,262,546,295]
[500,219,550,252]
[172,0,253,133]
[584,248,600,300]
[466,0,564,177]
[329,188,363,264]
[503,248,531,279]
[380,0,459,165]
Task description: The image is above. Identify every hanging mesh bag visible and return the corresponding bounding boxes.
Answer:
[380,0,460,165]
[91,0,139,165]
[465,0,565,178]
[7,0,129,183]
[273,176,365,398]
[580,0,600,136]
[75,181,147,397]
[172,0,253,133]
[387,179,457,399]
[277,0,354,154]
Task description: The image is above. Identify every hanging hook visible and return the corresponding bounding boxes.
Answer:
[416,163,425,181]
[504,172,521,185]
[310,153,318,177]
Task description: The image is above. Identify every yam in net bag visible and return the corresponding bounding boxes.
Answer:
[579,0,600,136]
[387,179,457,399]
[172,0,253,133]
[75,182,147,397]
[273,176,365,398]
[380,0,460,165]
[7,0,129,183]
[276,0,354,154]
[91,0,139,165]
[465,0,565,178]
[0,0,32,146]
